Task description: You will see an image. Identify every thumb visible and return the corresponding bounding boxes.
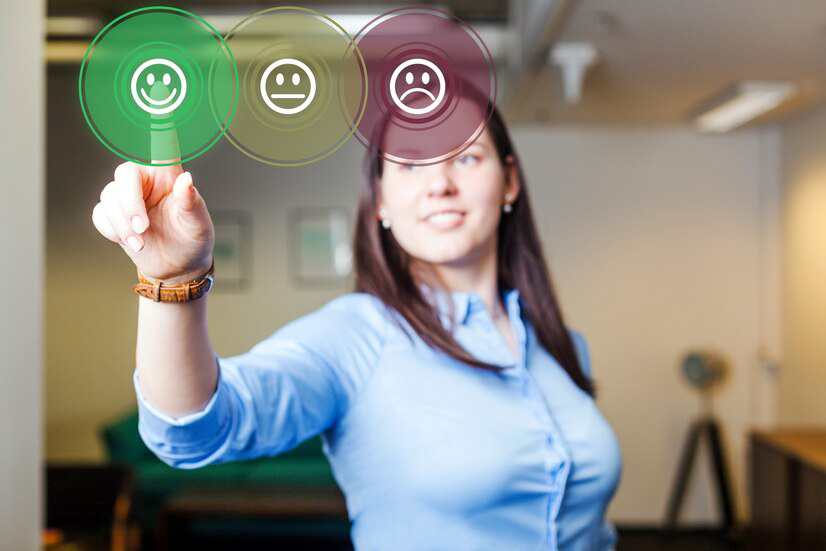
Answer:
[172,171,207,223]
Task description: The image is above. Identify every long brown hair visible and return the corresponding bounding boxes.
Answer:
[352,98,595,397]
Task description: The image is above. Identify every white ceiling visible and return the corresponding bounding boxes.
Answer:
[510,0,826,126]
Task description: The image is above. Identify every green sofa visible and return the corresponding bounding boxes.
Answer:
[100,409,350,544]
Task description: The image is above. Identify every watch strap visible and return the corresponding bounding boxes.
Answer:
[133,258,215,303]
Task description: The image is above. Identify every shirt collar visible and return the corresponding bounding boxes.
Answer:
[418,283,522,327]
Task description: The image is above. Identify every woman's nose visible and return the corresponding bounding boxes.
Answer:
[425,165,457,196]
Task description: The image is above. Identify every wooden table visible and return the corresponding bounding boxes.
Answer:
[749,428,826,551]
[156,485,351,551]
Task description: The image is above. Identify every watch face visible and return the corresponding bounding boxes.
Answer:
[199,274,214,295]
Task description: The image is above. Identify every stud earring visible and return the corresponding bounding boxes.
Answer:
[503,194,513,214]
[379,208,391,229]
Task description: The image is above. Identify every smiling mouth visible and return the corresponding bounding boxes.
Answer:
[400,88,436,102]
[140,87,177,106]
[422,210,465,230]
[271,93,306,99]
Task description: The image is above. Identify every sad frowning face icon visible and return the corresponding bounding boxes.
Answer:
[389,58,446,116]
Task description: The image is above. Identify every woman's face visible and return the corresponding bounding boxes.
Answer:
[376,127,519,269]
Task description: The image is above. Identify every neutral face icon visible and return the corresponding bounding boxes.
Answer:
[130,58,187,115]
[260,58,316,115]
[389,58,446,115]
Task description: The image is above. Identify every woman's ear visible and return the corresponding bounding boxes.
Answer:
[374,180,385,222]
[504,155,520,201]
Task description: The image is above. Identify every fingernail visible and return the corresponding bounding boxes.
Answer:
[131,216,147,233]
[183,172,194,193]
[127,235,142,252]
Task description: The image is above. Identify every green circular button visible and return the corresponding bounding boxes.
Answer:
[79,7,238,165]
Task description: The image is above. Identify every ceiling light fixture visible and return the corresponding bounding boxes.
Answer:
[694,81,797,133]
[550,42,598,105]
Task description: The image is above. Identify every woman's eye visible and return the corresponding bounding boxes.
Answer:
[400,163,419,171]
[456,154,479,166]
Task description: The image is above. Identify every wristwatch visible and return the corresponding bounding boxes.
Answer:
[133,258,215,303]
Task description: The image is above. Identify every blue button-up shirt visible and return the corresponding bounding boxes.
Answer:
[134,287,622,550]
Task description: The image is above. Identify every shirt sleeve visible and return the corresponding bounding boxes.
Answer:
[597,518,618,550]
[133,293,388,469]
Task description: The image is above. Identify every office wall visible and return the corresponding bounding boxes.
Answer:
[514,126,781,524]
[1,1,44,549]
[46,66,781,524]
[779,104,826,425]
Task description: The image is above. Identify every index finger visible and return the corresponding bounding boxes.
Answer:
[148,79,183,173]
[150,117,182,168]
[111,87,184,233]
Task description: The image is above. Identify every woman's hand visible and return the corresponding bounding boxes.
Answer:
[91,161,215,283]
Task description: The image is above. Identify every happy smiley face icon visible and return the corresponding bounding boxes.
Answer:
[389,58,446,116]
[130,58,187,115]
[260,58,316,115]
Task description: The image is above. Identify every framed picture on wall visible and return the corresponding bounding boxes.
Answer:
[288,207,352,286]
[211,210,252,291]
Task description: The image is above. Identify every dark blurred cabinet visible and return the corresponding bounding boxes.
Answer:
[749,429,826,551]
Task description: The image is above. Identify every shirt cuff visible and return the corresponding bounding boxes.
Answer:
[132,355,232,462]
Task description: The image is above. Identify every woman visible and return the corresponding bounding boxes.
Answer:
[91,94,622,550]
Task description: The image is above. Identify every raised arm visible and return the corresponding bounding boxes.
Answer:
[92,127,387,469]
[91,117,219,418]
[134,294,388,468]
